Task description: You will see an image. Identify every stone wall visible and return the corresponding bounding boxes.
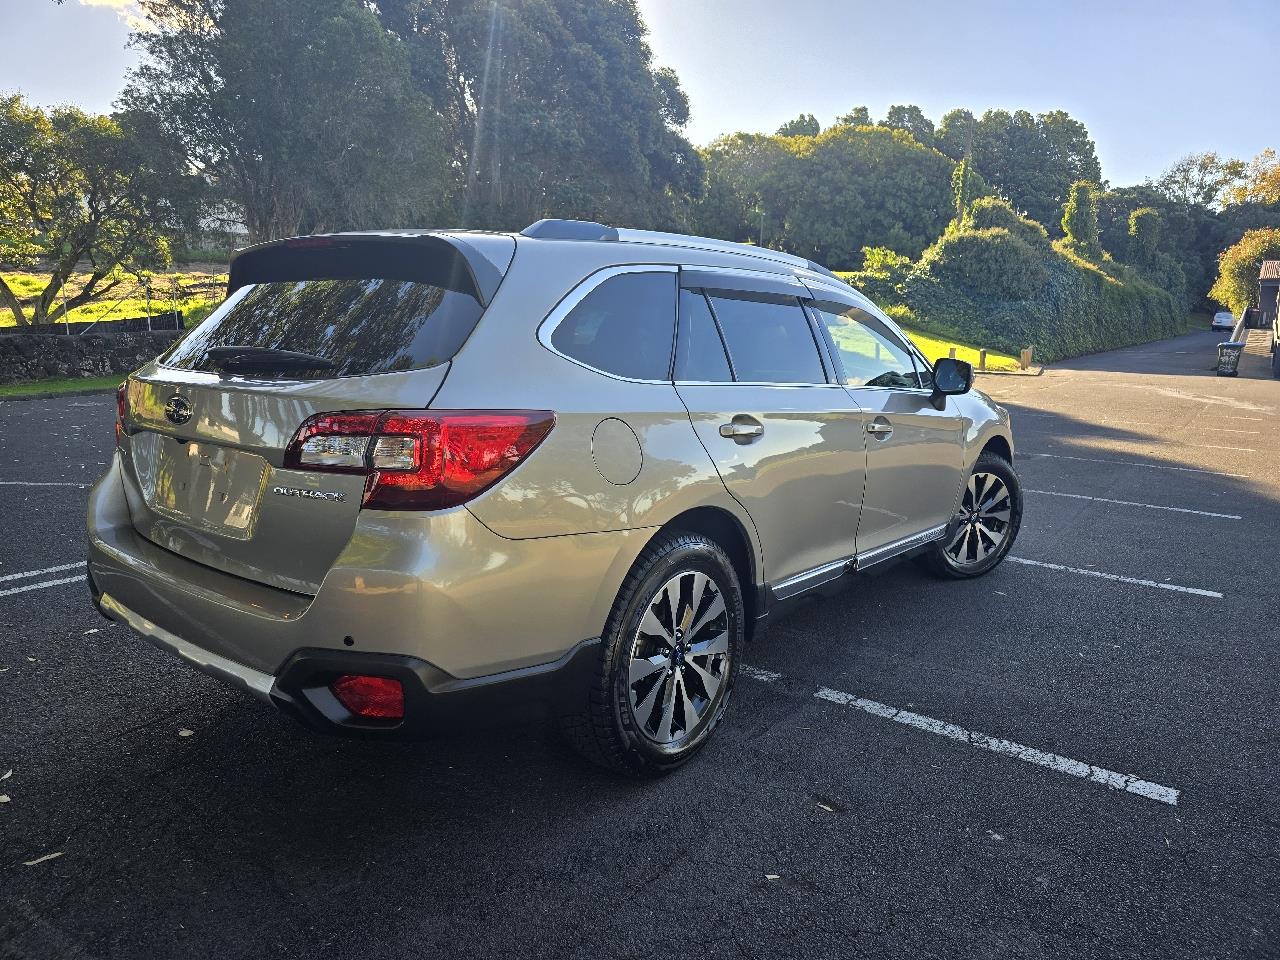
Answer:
[0,331,182,384]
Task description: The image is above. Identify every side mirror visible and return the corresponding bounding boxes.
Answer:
[930,357,973,410]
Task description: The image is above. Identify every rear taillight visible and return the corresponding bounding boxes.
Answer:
[330,674,404,720]
[115,382,127,442]
[284,410,554,511]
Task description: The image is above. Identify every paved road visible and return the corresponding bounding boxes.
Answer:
[1,329,1278,959]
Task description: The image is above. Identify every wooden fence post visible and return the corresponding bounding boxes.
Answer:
[948,347,957,360]
[979,349,987,372]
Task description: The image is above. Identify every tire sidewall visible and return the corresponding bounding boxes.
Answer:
[605,538,744,770]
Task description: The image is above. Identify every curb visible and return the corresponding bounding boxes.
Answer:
[977,367,1044,378]
[0,387,117,402]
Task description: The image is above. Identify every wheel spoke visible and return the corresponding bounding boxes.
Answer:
[689,629,729,658]
[976,521,1003,549]
[664,578,684,633]
[946,523,968,551]
[688,592,725,639]
[685,658,723,701]
[634,669,667,729]
[657,670,680,741]
[638,608,674,649]
[629,654,668,688]
[676,672,697,733]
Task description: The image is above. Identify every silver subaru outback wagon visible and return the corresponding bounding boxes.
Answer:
[87,219,1020,775]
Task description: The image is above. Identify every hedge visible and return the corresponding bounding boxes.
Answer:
[844,200,1184,363]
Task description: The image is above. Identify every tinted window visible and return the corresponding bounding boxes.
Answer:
[164,279,483,378]
[813,304,920,388]
[550,272,676,380]
[676,289,733,382]
[707,293,826,384]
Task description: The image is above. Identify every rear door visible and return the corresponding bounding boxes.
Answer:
[118,233,513,595]
[806,294,967,557]
[674,268,866,593]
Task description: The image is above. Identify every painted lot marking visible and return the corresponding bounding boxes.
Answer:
[0,481,89,488]
[737,668,1180,806]
[0,562,86,584]
[1189,443,1258,453]
[1211,428,1261,435]
[0,574,87,598]
[1006,556,1223,598]
[1026,452,1248,479]
[1025,489,1241,520]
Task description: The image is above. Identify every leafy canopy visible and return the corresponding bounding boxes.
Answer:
[0,93,199,325]
[1210,228,1280,316]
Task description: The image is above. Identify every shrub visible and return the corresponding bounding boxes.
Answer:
[919,227,1048,301]
[965,197,1049,248]
[1210,227,1280,316]
[1061,180,1103,260]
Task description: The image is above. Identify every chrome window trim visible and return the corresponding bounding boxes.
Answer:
[535,264,680,385]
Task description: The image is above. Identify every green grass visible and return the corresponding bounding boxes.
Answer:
[0,375,122,398]
[1,270,225,328]
[904,328,1021,371]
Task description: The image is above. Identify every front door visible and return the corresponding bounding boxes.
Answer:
[674,276,866,592]
[807,298,967,557]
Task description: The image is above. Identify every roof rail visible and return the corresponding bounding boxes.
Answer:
[521,219,618,242]
[518,218,841,281]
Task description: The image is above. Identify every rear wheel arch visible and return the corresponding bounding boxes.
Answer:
[657,507,760,635]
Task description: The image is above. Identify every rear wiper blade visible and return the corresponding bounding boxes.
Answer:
[203,346,336,372]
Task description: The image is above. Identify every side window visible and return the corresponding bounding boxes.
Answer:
[706,292,827,384]
[813,304,920,389]
[675,288,733,382]
[549,271,676,380]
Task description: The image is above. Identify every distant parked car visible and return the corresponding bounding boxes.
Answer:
[1211,311,1235,333]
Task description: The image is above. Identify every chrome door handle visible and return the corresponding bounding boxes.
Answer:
[866,419,893,439]
[719,420,764,441]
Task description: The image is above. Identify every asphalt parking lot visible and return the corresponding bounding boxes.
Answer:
[1,328,1278,959]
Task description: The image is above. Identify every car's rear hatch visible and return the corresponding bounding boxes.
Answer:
[118,232,515,595]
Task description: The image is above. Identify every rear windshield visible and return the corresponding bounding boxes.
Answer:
[162,279,484,378]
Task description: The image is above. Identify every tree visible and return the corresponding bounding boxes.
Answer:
[951,156,993,220]
[692,126,956,269]
[776,113,821,137]
[1225,148,1280,206]
[372,0,703,230]
[969,109,1101,231]
[1125,208,1163,273]
[881,104,934,145]
[123,0,447,243]
[1210,227,1280,316]
[835,106,871,127]
[1153,152,1245,208]
[935,108,976,160]
[1061,180,1102,260]
[0,94,199,326]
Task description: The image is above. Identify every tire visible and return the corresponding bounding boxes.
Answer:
[919,452,1023,579]
[560,531,744,777]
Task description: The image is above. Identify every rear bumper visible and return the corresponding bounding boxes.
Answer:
[93,585,601,738]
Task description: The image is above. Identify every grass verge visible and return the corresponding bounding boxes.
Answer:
[1,270,225,328]
[0,375,122,398]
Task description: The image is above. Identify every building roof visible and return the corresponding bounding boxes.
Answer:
[1260,260,1280,281]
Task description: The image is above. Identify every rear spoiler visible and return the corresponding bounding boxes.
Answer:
[227,232,516,307]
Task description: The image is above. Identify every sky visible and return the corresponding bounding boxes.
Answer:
[3,0,1274,187]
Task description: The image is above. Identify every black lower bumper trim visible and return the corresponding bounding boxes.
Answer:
[269,639,602,739]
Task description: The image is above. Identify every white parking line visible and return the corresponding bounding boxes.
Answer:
[0,562,86,583]
[736,668,1180,805]
[0,574,87,598]
[0,481,89,487]
[1025,489,1242,520]
[1189,443,1257,453]
[1006,557,1223,598]
[1211,428,1261,435]
[1026,452,1248,479]
[813,687,1180,806]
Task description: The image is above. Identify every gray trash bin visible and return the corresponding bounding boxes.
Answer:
[1217,340,1245,377]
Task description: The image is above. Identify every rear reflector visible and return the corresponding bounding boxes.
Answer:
[284,409,555,511]
[330,674,404,720]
